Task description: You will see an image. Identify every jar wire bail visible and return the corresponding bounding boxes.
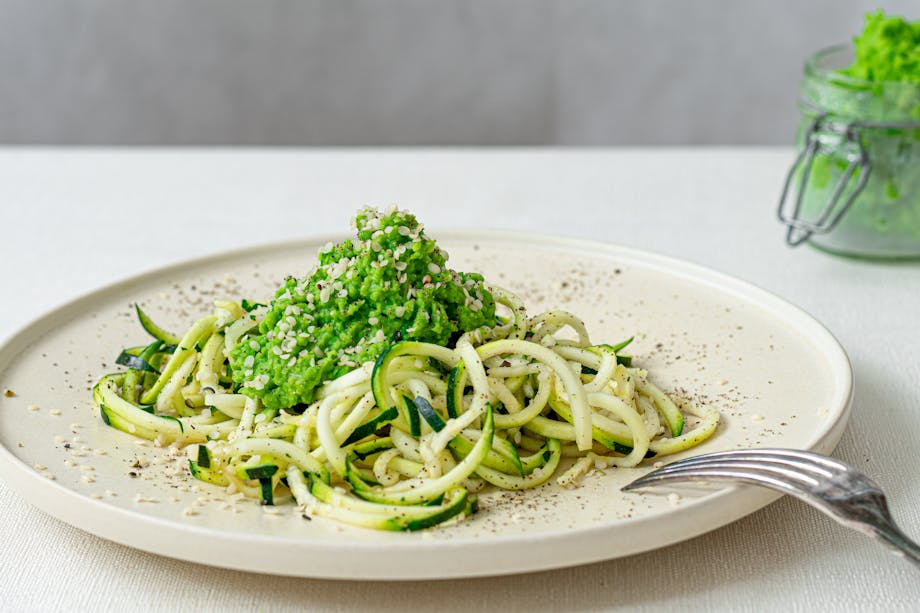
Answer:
[778,98,920,247]
[777,109,872,247]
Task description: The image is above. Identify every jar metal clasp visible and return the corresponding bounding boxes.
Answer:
[777,112,872,247]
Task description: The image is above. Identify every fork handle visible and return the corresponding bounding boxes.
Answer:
[872,521,920,569]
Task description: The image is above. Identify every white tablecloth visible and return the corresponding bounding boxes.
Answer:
[1,149,918,611]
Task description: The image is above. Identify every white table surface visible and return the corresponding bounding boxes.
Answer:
[1,148,918,611]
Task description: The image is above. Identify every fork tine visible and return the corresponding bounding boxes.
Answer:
[662,448,848,472]
[651,452,837,480]
[621,465,815,500]
[664,460,817,481]
[621,459,833,500]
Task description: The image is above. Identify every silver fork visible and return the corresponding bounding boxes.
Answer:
[621,448,920,569]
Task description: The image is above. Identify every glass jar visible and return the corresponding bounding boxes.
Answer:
[778,44,920,258]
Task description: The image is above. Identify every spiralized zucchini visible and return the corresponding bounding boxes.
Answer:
[93,291,719,531]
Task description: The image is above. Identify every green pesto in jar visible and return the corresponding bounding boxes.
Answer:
[842,11,920,84]
[793,11,920,257]
[230,207,496,409]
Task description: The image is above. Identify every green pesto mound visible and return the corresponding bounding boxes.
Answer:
[843,11,920,84]
[229,207,497,409]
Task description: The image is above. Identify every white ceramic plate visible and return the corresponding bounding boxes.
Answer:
[0,232,852,579]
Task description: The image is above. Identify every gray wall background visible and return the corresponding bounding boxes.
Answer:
[1,0,916,146]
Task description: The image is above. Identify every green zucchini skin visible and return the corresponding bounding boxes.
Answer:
[259,478,274,505]
[135,304,181,345]
[121,340,164,402]
[475,438,561,490]
[94,374,185,442]
[398,393,421,437]
[197,444,212,468]
[240,464,279,480]
[189,459,230,486]
[448,429,523,476]
[342,406,399,446]
[446,363,467,418]
[307,476,475,531]
[350,437,395,460]
[413,396,446,432]
[116,347,162,374]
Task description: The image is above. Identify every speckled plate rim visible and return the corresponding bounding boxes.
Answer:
[0,230,854,580]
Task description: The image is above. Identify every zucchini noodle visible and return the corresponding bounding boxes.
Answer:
[93,293,720,532]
